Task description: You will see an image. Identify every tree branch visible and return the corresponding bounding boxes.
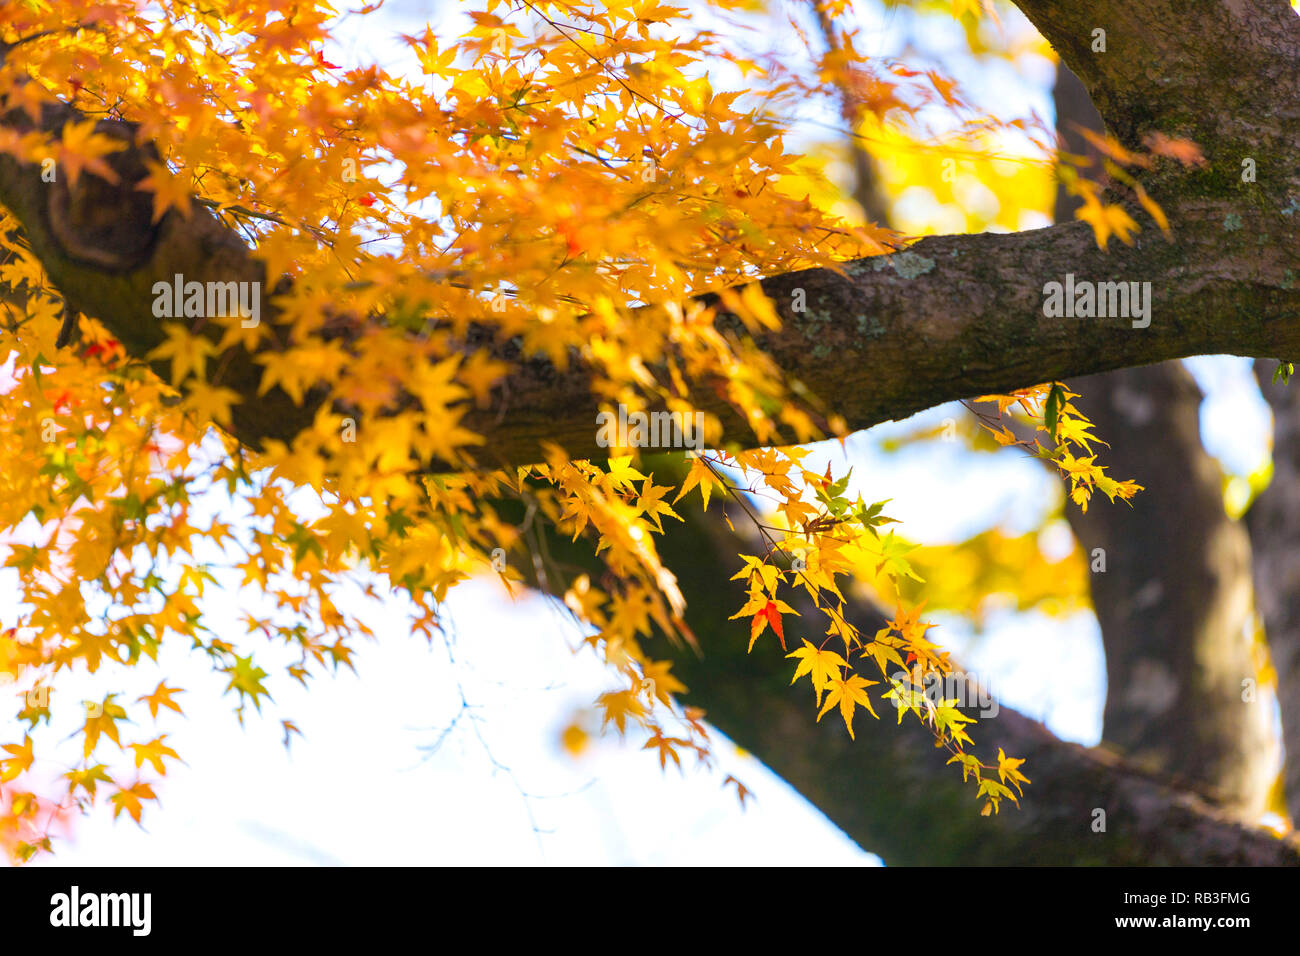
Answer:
[652,490,1299,865]
[3,96,1299,467]
[511,475,1300,864]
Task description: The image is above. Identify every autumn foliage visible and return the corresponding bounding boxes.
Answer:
[0,0,1150,861]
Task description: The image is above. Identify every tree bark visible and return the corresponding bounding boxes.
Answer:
[1249,363,1300,823]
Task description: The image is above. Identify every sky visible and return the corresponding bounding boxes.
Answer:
[5,0,1284,865]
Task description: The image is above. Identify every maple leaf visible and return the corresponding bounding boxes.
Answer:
[636,477,682,532]
[786,639,847,704]
[148,325,218,386]
[55,118,126,188]
[682,706,710,740]
[110,781,157,825]
[976,777,1018,814]
[1142,132,1207,168]
[1075,194,1138,251]
[873,532,924,583]
[66,764,114,800]
[883,674,927,724]
[597,689,646,735]
[134,159,194,222]
[932,703,976,748]
[723,774,753,808]
[129,735,181,775]
[223,655,272,713]
[0,736,34,782]
[639,660,686,706]
[82,695,129,758]
[282,720,303,751]
[605,456,647,491]
[182,382,243,427]
[759,598,780,650]
[730,555,781,596]
[672,454,718,511]
[860,635,906,677]
[748,597,796,651]
[457,350,509,408]
[816,672,878,739]
[643,731,686,771]
[406,28,458,76]
[996,747,1031,797]
[946,751,984,784]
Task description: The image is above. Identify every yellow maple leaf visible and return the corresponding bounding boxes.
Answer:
[0,736,34,782]
[182,381,242,427]
[672,453,718,511]
[110,781,157,824]
[816,672,878,739]
[786,639,847,705]
[149,325,218,386]
[56,118,126,189]
[997,747,1031,797]
[135,159,194,222]
[129,735,181,775]
[137,681,185,719]
[605,455,648,491]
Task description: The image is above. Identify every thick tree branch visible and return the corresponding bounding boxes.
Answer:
[663,497,1297,864]
[512,477,1300,864]
[0,30,1299,467]
[3,104,1300,467]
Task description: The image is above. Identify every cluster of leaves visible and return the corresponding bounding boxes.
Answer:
[691,444,1033,814]
[1057,126,1206,251]
[0,0,899,860]
[971,383,1143,512]
[0,0,1142,859]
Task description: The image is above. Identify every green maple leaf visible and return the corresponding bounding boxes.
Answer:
[223,654,271,713]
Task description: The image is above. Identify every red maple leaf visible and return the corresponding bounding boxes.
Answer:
[763,600,785,651]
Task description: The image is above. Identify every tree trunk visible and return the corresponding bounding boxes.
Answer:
[1249,363,1300,823]
[1066,365,1275,812]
